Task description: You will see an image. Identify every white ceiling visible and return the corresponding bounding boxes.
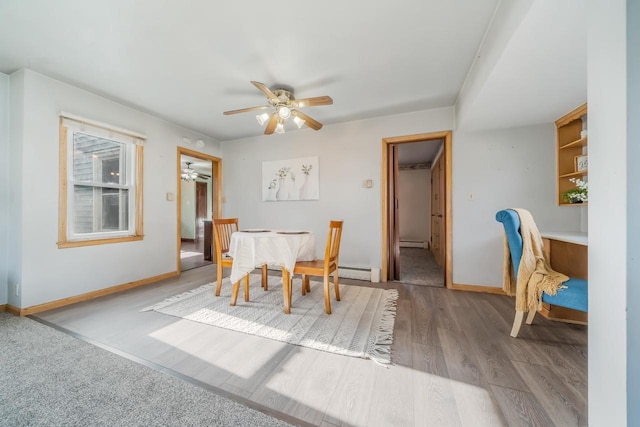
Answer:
[0,1,587,143]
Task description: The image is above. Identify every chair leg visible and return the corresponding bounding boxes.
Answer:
[261,265,268,291]
[526,309,537,325]
[230,280,241,306]
[510,310,525,338]
[301,274,306,296]
[305,277,311,293]
[333,269,340,301]
[323,272,332,315]
[244,274,250,302]
[216,264,223,296]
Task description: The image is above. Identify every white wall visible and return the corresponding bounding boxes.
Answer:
[180,180,196,239]
[588,1,629,425]
[7,70,24,308]
[452,124,583,287]
[0,72,9,305]
[398,168,430,243]
[222,108,454,269]
[627,2,640,424]
[10,69,221,308]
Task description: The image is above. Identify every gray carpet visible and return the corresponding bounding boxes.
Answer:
[397,247,444,287]
[0,313,297,427]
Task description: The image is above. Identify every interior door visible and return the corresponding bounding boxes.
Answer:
[430,154,445,267]
[388,144,401,280]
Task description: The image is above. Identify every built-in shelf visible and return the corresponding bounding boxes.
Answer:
[559,169,589,179]
[559,137,588,150]
[556,103,588,206]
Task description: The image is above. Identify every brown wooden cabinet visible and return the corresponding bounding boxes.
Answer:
[556,103,588,205]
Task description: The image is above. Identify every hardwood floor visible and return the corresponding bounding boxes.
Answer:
[36,265,587,426]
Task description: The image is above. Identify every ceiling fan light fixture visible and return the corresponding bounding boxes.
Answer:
[181,162,198,182]
[275,120,285,134]
[292,114,305,129]
[277,106,291,120]
[256,112,270,125]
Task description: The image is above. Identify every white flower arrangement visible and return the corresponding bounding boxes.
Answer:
[267,179,277,190]
[302,164,312,175]
[563,178,588,203]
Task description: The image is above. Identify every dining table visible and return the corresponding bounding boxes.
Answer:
[228,229,316,313]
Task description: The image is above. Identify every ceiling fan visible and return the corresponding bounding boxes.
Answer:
[223,81,333,135]
[181,162,210,182]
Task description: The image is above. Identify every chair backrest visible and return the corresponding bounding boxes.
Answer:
[323,220,344,267]
[495,209,523,281]
[213,218,239,257]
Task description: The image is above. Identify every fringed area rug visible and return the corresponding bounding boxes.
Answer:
[143,275,398,365]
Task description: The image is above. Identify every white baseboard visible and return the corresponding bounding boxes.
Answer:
[338,267,373,282]
[267,265,375,282]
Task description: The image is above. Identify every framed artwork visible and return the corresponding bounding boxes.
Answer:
[575,155,588,172]
[262,156,319,201]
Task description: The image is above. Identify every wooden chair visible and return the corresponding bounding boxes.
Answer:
[212,218,268,305]
[293,220,344,314]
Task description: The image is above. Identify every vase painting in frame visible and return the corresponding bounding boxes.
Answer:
[262,157,319,201]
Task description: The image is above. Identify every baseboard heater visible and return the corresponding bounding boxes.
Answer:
[399,240,429,249]
[267,266,379,282]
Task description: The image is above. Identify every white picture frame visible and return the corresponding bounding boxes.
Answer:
[262,156,319,201]
[575,155,588,172]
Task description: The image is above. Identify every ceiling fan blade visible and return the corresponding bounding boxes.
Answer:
[251,81,278,101]
[223,105,269,115]
[294,111,323,130]
[291,96,333,108]
[264,113,278,135]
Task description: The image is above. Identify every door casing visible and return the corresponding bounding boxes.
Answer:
[381,131,452,287]
[177,147,222,273]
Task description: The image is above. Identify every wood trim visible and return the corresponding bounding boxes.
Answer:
[555,103,587,127]
[58,120,68,245]
[0,304,5,312]
[57,120,145,249]
[57,235,144,249]
[5,305,21,316]
[12,271,178,316]
[443,132,453,289]
[60,112,147,141]
[450,283,508,295]
[381,131,453,288]
[177,147,222,273]
[136,144,144,236]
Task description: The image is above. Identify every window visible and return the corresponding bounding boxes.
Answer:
[58,114,145,248]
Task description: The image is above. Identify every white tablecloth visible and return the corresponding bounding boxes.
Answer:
[228,231,316,284]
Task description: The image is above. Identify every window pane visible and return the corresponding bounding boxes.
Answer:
[101,188,129,230]
[73,132,127,184]
[73,185,129,234]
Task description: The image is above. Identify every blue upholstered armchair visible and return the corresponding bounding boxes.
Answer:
[495,209,588,337]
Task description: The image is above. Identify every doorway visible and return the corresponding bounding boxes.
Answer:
[177,147,222,273]
[381,131,452,288]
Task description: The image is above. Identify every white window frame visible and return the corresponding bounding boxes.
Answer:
[58,114,145,248]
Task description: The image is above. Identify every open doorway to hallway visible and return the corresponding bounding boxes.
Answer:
[397,140,444,287]
[177,148,222,273]
[382,131,452,288]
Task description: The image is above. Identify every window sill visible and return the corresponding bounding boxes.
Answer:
[57,234,144,249]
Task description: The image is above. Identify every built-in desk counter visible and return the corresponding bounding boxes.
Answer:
[539,231,588,324]
[541,231,587,246]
